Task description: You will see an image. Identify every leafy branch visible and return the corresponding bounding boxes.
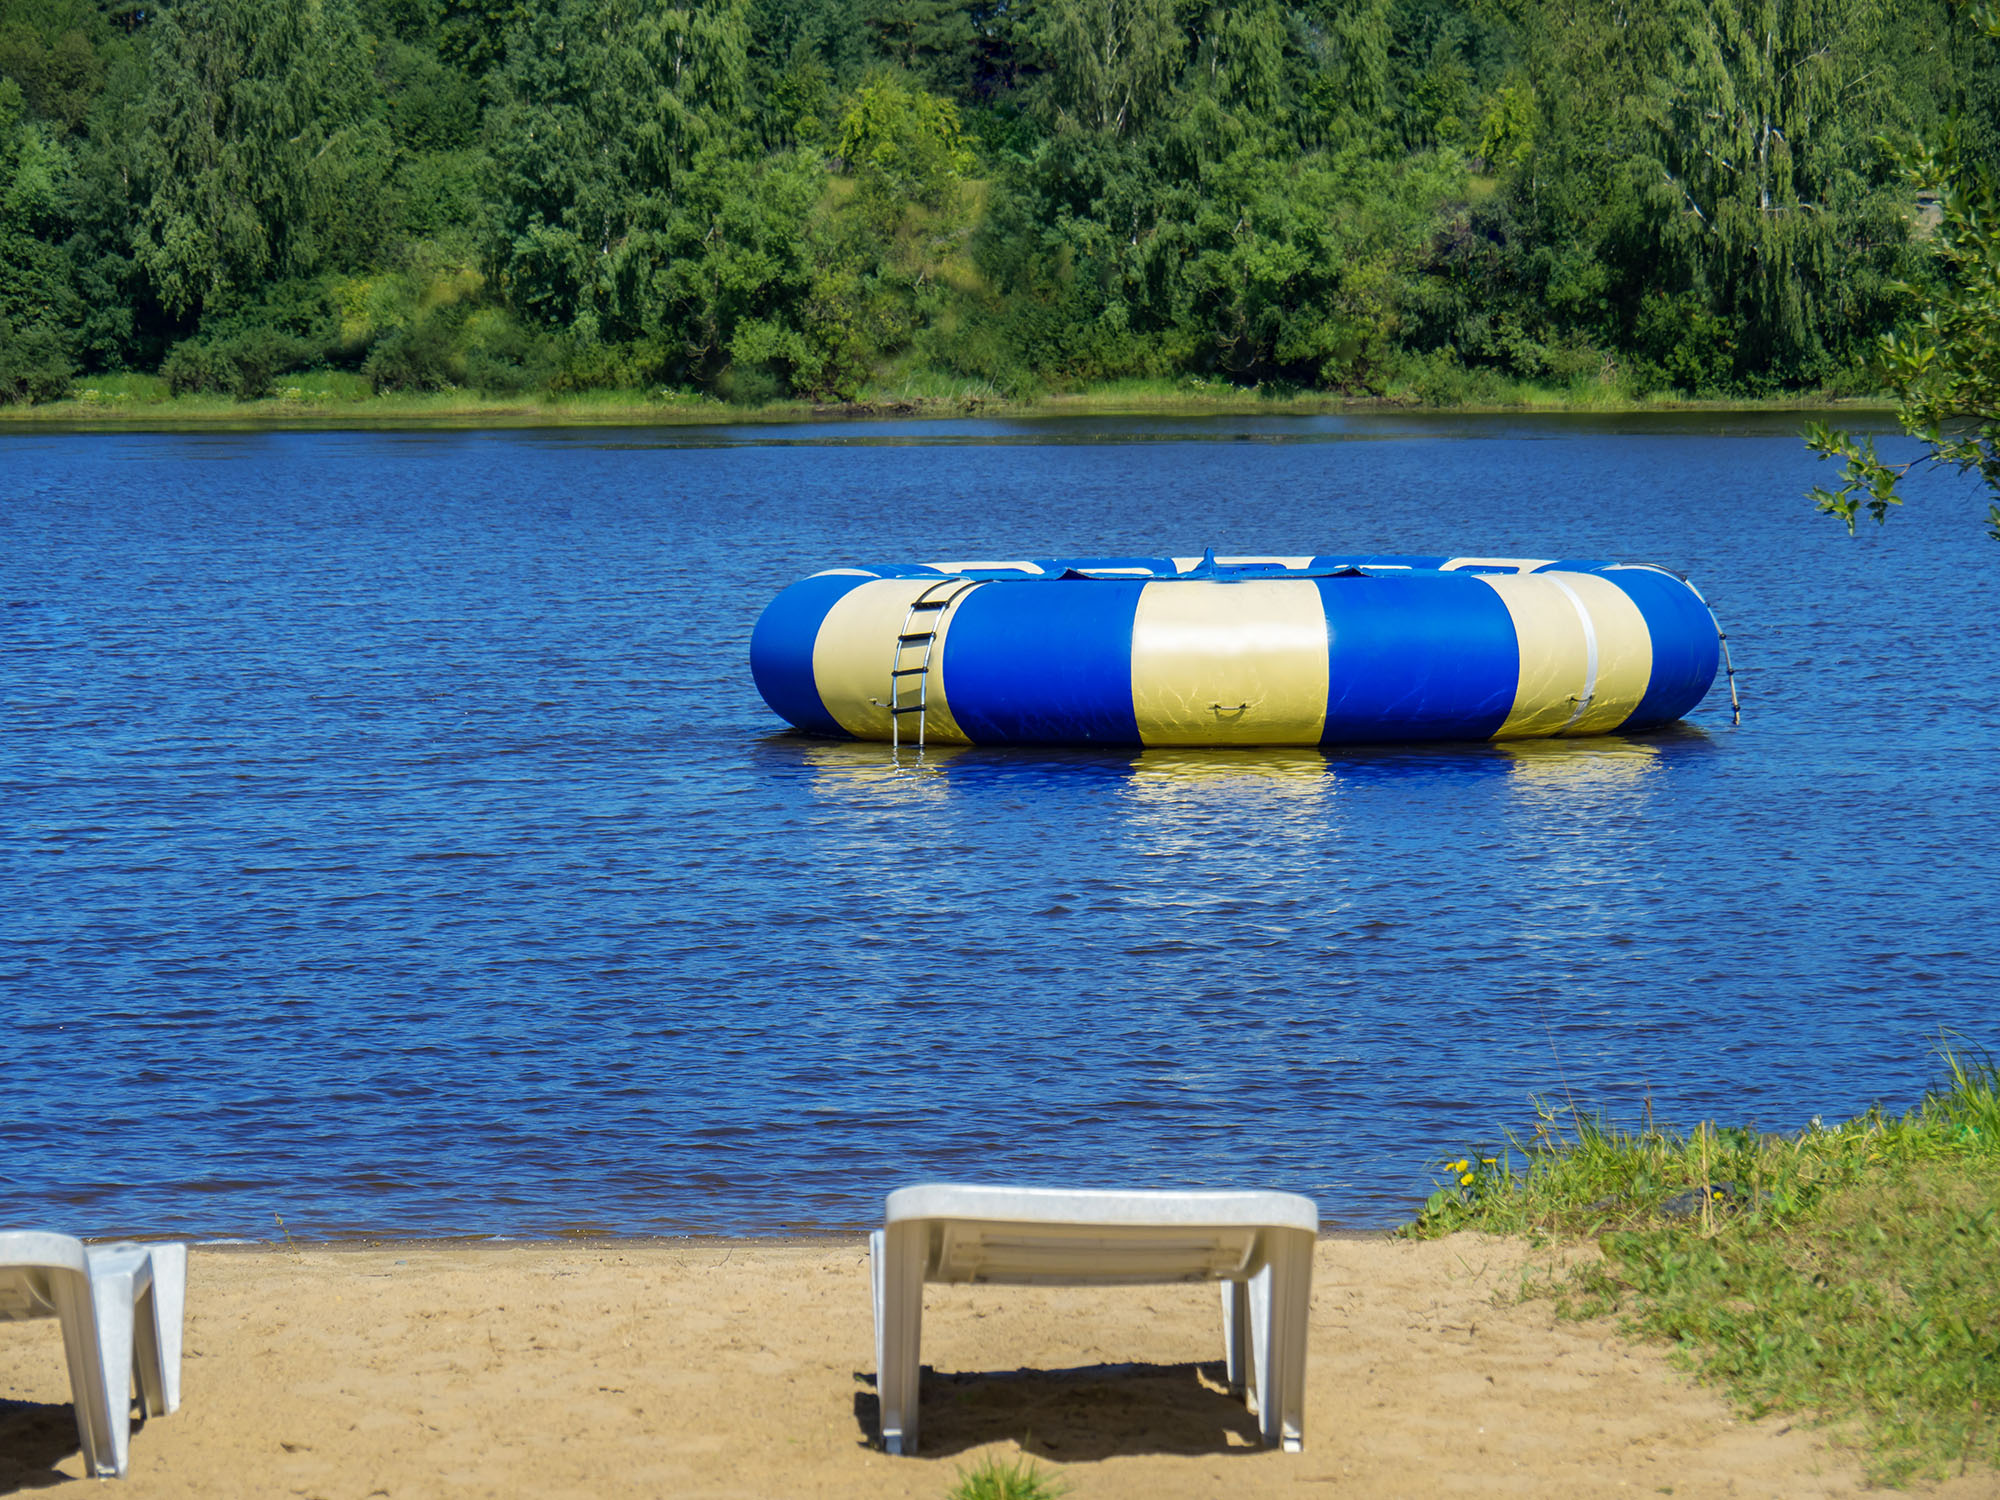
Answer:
[1808,4,2000,540]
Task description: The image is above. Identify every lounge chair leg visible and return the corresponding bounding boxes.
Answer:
[50,1267,118,1478]
[132,1243,185,1417]
[1258,1229,1313,1452]
[91,1255,142,1476]
[67,1255,139,1477]
[1248,1265,1271,1417]
[150,1242,186,1415]
[873,1224,927,1455]
[1220,1279,1251,1397]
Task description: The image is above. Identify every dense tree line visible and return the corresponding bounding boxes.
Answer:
[1,0,1995,404]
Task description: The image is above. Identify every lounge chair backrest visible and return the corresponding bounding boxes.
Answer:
[885,1184,1318,1286]
[928,1221,1263,1283]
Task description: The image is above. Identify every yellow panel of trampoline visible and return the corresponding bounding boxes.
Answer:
[1130,581,1330,746]
[1477,573,1653,738]
[812,578,975,744]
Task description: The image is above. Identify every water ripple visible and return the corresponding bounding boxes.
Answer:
[0,420,1995,1238]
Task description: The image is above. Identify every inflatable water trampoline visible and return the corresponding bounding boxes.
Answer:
[751,553,1725,748]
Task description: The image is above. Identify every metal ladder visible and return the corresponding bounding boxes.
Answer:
[885,578,979,752]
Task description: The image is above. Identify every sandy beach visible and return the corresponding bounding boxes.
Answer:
[4,1232,1992,1499]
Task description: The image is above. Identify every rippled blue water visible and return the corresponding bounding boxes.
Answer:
[3,414,1996,1240]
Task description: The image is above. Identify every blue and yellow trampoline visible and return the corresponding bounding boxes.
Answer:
[751,553,1724,748]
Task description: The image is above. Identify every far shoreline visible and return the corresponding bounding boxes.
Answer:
[0,383,1901,433]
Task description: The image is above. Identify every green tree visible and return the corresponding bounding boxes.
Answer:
[838,74,972,210]
[1477,77,1533,171]
[436,0,534,78]
[1290,0,1393,150]
[1807,117,2000,535]
[1156,143,1460,384]
[1191,0,1287,122]
[379,40,481,154]
[132,0,392,319]
[0,316,75,402]
[0,0,1988,408]
[746,0,876,87]
[635,147,893,398]
[61,33,151,371]
[1807,4,2000,538]
[754,47,834,148]
[1029,0,1184,135]
[0,0,110,134]
[485,0,750,332]
[866,0,977,94]
[0,75,79,399]
[1458,0,1669,363]
[1638,0,1897,384]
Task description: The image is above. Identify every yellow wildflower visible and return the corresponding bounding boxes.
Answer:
[1459,1172,1476,1186]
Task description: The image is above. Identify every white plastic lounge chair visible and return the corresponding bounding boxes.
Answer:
[0,1233,187,1478]
[870,1184,1317,1456]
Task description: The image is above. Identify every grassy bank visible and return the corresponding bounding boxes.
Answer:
[1410,1049,2000,1483]
[0,369,1896,428]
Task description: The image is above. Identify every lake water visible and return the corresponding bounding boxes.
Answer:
[3,413,1996,1240]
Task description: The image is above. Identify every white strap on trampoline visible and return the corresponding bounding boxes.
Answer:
[1545,573,1600,732]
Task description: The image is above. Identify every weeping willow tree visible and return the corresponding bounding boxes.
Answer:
[133,0,392,319]
[484,0,752,334]
[1289,0,1395,151]
[1030,0,1185,136]
[1638,0,1902,385]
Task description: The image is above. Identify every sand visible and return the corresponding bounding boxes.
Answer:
[2,1233,1992,1498]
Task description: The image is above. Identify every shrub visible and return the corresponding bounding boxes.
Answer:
[362,318,460,393]
[162,330,315,399]
[1631,290,1738,396]
[461,316,555,395]
[546,337,671,395]
[0,319,76,404]
[159,339,229,396]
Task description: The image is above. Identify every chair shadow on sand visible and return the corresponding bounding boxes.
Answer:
[0,1398,119,1494]
[851,1360,1263,1460]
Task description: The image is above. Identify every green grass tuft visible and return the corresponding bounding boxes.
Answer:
[1409,1044,2000,1482]
[946,1451,1068,1500]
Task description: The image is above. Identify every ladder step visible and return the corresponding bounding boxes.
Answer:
[890,583,975,750]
